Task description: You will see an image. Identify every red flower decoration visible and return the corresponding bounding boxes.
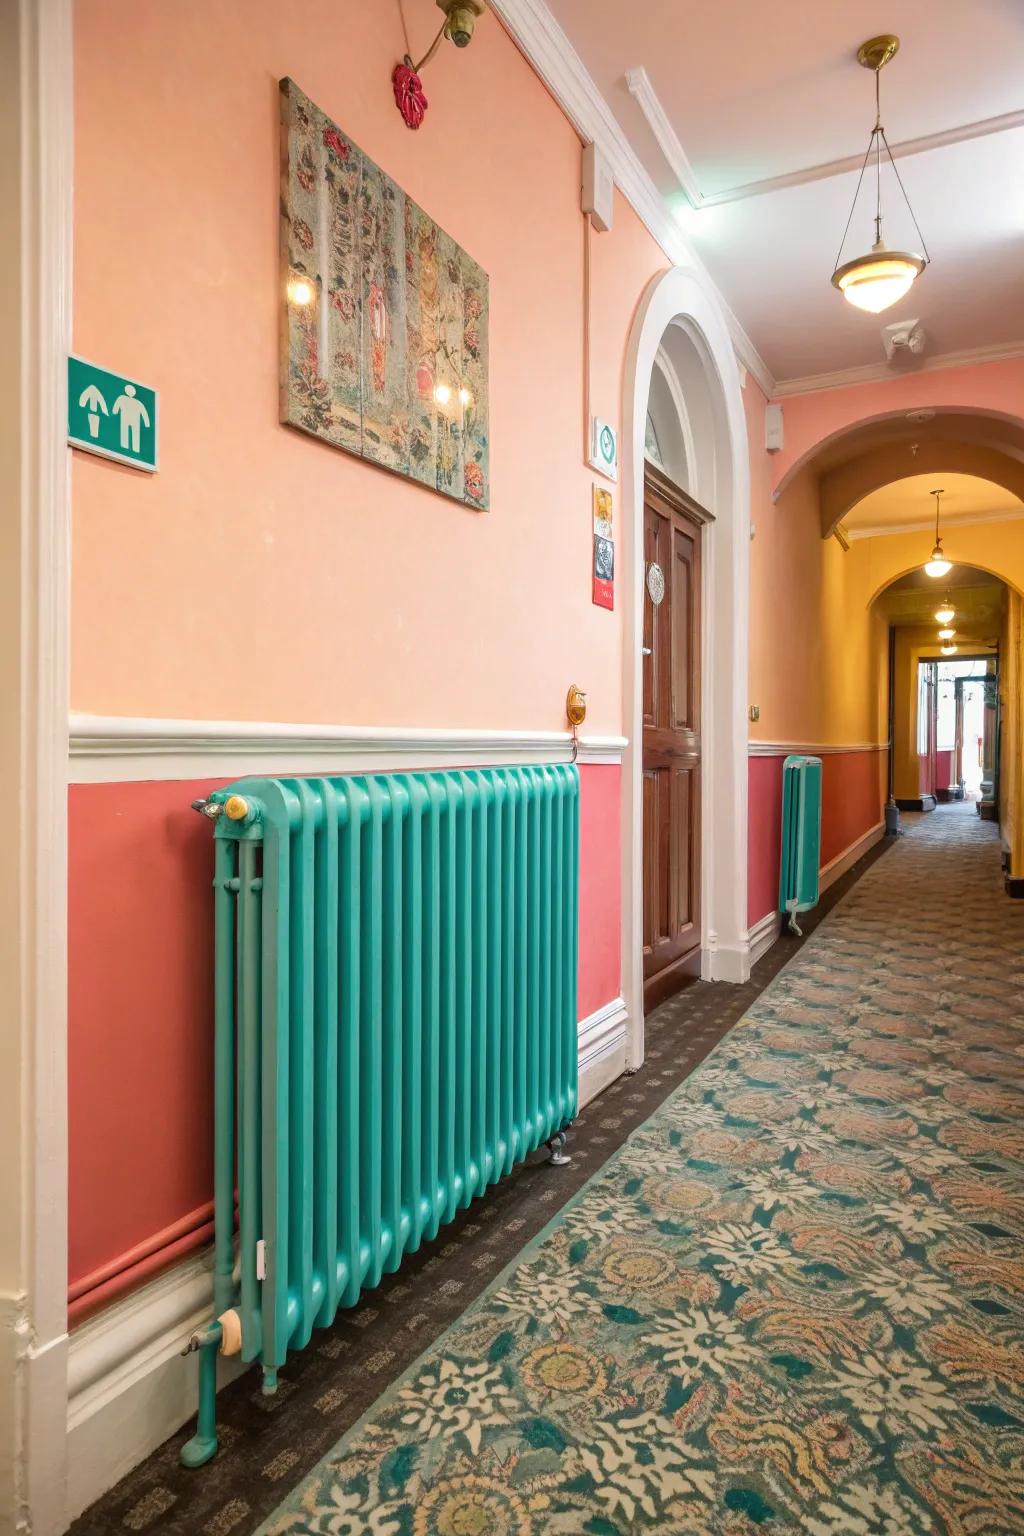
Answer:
[464,462,485,502]
[322,127,351,162]
[392,63,428,130]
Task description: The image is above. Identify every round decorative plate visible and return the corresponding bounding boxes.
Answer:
[647,561,666,605]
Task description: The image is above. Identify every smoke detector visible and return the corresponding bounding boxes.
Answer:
[882,318,926,365]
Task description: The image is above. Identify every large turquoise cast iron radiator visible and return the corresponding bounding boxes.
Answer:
[778,754,822,936]
[181,765,579,1466]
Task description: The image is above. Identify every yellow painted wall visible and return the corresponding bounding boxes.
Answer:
[747,453,887,745]
[1000,592,1023,878]
[890,627,994,803]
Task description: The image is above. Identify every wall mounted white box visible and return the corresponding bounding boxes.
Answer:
[582,142,614,233]
[765,401,784,453]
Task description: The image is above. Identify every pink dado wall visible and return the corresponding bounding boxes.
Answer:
[68,764,620,1322]
[747,750,886,928]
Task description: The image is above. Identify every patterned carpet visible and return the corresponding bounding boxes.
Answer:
[258,804,1024,1535]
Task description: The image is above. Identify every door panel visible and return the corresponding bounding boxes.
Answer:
[642,466,704,1014]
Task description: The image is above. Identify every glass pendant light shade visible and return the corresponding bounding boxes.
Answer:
[923,490,952,578]
[941,643,958,656]
[832,243,925,313]
[935,603,955,624]
[937,627,956,641]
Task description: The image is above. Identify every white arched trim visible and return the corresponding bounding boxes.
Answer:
[621,267,751,1068]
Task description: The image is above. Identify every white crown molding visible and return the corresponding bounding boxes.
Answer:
[848,508,1024,541]
[703,109,1024,208]
[488,0,776,398]
[773,340,1024,398]
[68,713,627,782]
[622,63,1024,213]
[625,66,703,208]
[748,740,888,756]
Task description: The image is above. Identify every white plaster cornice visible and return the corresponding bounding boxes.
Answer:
[772,340,1024,398]
[848,508,1024,541]
[488,0,776,398]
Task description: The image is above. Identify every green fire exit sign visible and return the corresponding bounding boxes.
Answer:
[68,356,158,472]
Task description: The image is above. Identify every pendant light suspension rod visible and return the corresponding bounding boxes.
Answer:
[831,35,930,283]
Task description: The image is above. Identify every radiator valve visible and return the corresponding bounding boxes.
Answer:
[191,798,223,820]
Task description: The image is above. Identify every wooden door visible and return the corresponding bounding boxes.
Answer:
[642,464,704,1013]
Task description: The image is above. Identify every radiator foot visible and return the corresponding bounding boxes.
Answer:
[786,912,803,937]
[545,1131,571,1167]
[180,1333,220,1468]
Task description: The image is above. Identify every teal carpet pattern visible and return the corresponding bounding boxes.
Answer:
[263,805,1024,1534]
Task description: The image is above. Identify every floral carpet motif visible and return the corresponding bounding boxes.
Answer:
[262,805,1024,1535]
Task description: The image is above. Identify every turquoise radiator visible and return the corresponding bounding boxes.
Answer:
[181,765,579,1466]
[778,754,822,936]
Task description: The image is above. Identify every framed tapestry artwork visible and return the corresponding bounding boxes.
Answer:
[279,78,490,510]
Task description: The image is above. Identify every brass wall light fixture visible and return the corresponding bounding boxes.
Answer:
[393,0,486,130]
[831,36,930,313]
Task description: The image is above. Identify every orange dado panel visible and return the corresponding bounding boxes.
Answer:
[67,767,621,1320]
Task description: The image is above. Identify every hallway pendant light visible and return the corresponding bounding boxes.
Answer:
[831,37,929,313]
[935,601,955,624]
[923,488,952,578]
[941,643,958,656]
[937,627,956,641]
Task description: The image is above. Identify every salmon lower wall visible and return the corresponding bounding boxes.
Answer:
[68,763,620,1323]
[747,749,887,927]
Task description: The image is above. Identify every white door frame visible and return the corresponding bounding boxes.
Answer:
[1,1,73,1531]
[621,267,750,1068]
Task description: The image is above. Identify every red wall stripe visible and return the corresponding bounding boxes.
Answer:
[68,764,621,1320]
[748,749,886,928]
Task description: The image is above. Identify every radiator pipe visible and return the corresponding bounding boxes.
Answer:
[179,1322,221,1468]
[181,838,239,1468]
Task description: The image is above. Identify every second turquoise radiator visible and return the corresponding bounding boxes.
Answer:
[778,754,822,936]
[181,764,579,1465]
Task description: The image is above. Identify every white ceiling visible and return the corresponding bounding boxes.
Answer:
[544,0,1024,384]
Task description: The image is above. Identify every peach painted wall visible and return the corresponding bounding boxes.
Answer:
[70,2,660,1316]
[771,357,1024,494]
[745,382,888,747]
[72,1,666,735]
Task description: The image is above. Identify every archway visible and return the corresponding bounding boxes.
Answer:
[621,267,750,1068]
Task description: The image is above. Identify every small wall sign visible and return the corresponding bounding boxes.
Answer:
[593,535,614,610]
[68,356,158,472]
[589,415,618,482]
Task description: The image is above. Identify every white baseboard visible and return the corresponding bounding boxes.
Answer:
[577,996,628,1107]
[745,819,887,972]
[748,909,782,966]
[819,820,885,893]
[66,1252,247,1525]
[64,1001,630,1521]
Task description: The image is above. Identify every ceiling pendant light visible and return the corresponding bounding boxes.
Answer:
[937,627,956,641]
[935,601,955,624]
[924,488,952,578]
[831,36,929,313]
[941,643,958,656]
